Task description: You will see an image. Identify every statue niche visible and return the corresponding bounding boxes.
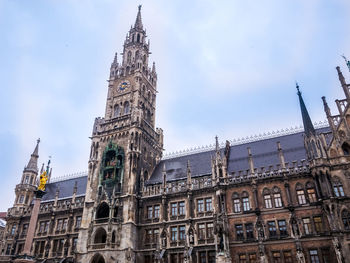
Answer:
[99,141,124,192]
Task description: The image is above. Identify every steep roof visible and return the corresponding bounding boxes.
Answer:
[147,127,330,184]
[41,175,87,202]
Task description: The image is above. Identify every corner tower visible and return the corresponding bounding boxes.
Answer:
[76,6,163,263]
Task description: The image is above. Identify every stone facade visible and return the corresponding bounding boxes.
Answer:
[1,5,350,263]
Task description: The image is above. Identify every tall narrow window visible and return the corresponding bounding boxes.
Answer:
[114,105,120,117]
[242,192,250,211]
[198,223,205,240]
[309,249,320,263]
[239,254,247,263]
[306,182,317,202]
[179,226,186,241]
[263,189,272,209]
[303,218,312,235]
[171,203,177,216]
[268,221,277,238]
[154,205,160,219]
[235,224,244,240]
[19,195,24,204]
[205,198,212,211]
[245,223,254,240]
[278,220,287,237]
[147,206,153,219]
[171,227,177,242]
[273,193,282,208]
[342,210,350,230]
[197,199,204,212]
[272,251,281,263]
[178,201,185,215]
[207,223,214,239]
[313,216,323,233]
[124,101,130,114]
[296,186,307,205]
[333,178,345,197]
[321,248,331,263]
[233,192,241,213]
[127,51,132,64]
[283,251,293,263]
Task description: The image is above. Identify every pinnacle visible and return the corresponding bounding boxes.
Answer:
[134,5,143,30]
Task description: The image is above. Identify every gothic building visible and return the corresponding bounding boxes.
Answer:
[1,6,350,263]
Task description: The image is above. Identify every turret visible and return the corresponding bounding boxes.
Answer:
[14,139,40,207]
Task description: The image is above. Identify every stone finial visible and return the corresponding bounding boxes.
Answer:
[247,147,254,174]
[277,141,286,169]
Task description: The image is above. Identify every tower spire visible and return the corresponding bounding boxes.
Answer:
[134,5,143,30]
[296,83,315,137]
[25,138,40,172]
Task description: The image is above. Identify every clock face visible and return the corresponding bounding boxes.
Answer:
[118,81,130,92]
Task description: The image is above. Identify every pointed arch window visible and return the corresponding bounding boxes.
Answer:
[342,142,350,156]
[135,50,140,60]
[127,51,132,64]
[232,192,241,213]
[124,101,130,114]
[296,183,307,205]
[342,210,350,230]
[272,187,283,208]
[306,182,317,203]
[263,188,272,209]
[137,33,140,42]
[333,178,345,197]
[113,105,120,117]
[242,191,251,211]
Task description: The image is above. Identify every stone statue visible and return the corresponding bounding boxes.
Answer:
[296,250,306,263]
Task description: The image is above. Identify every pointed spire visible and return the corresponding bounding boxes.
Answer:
[152,62,156,72]
[336,66,350,100]
[296,83,316,137]
[322,96,336,133]
[134,5,143,30]
[25,139,40,172]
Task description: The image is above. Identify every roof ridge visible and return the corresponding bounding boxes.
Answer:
[162,120,329,160]
[50,171,88,183]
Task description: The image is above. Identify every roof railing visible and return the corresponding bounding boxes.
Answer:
[162,120,329,160]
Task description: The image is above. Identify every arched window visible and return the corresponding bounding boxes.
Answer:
[272,187,282,208]
[333,178,345,197]
[96,203,109,219]
[263,188,272,209]
[113,105,120,117]
[124,101,130,114]
[306,182,317,203]
[137,33,140,42]
[127,51,132,64]
[143,55,146,64]
[135,50,140,60]
[91,253,105,263]
[342,142,350,156]
[342,210,350,230]
[94,228,107,244]
[232,193,241,213]
[19,195,24,204]
[242,191,250,211]
[296,183,306,205]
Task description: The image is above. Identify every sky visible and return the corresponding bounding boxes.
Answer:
[0,0,350,211]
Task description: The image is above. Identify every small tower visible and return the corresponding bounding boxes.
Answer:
[14,139,40,207]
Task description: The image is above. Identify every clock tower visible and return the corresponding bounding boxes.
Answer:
[76,6,163,263]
